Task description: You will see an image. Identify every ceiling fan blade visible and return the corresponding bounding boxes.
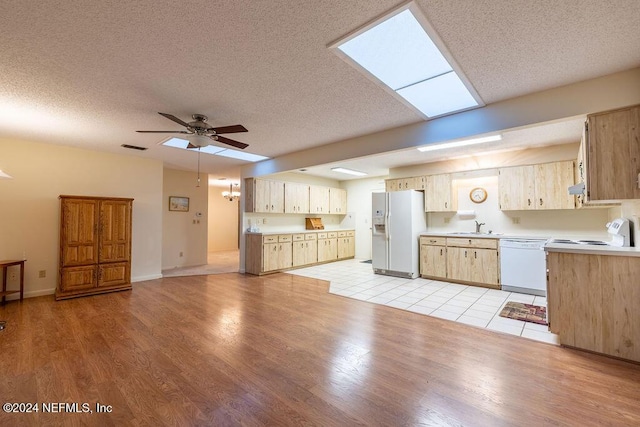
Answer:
[215,135,249,149]
[158,112,190,128]
[210,124,248,134]
[136,130,190,134]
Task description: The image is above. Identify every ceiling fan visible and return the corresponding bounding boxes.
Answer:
[137,112,249,149]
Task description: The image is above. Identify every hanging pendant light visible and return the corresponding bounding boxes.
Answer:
[222,183,241,201]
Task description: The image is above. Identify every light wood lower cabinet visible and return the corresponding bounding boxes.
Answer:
[420,236,499,288]
[419,237,447,279]
[337,231,355,259]
[246,230,352,275]
[547,251,640,363]
[317,232,338,263]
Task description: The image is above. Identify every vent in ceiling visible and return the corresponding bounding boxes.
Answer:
[121,144,148,151]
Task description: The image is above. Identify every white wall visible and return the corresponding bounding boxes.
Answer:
[342,176,387,260]
[0,138,164,298]
[208,183,239,251]
[162,169,208,269]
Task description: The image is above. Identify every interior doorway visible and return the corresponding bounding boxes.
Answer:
[206,179,240,273]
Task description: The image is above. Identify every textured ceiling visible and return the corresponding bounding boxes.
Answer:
[1,0,639,181]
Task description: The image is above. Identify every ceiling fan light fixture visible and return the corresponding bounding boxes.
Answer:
[186,134,212,148]
[0,169,13,179]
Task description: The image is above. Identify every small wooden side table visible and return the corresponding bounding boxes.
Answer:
[0,260,25,304]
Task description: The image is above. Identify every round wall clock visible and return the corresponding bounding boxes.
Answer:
[470,187,488,203]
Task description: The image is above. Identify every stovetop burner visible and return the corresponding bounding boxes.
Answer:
[547,238,609,246]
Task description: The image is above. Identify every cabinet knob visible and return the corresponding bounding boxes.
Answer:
[539,198,543,206]
[527,199,531,206]
[445,202,448,209]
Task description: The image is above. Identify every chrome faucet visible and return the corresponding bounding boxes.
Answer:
[475,221,486,233]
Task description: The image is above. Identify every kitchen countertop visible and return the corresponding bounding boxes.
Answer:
[420,232,548,240]
[544,242,640,257]
[246,229,354,236]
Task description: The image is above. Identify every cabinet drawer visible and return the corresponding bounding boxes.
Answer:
[305,233,318,240]
[60,265,97,292]
[278,235,292,243]
[98,262,129,287]
[337,231,347,237]
[420,236,446,246]
[263,235,278,243]
[317,232,328,239]
[446,237,498,249]
[293,234,305,241]
[327,232,338,238]
[346,230,355,237]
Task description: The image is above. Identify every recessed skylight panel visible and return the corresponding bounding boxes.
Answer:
[333,3,483,118]
[397,72,478,118]
[338,9,451,90]
[160,137,267,162]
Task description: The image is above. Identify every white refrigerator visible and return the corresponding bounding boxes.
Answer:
[372,190,427,279]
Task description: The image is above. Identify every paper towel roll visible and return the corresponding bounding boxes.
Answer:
[457,210,476,219]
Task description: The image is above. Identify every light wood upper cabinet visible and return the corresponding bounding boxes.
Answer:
[245,178,285,213]
[425,174,457,212]
[498,165,536,210]
[329,188,347,214]
[498,161,575,210]
[285,182,310,214]
[309,185,330,214]
[534,161,576,209]
[586,104,640,201]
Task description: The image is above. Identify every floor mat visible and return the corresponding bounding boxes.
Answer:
[499,302,548,325]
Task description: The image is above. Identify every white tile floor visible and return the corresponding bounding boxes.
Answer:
[288,259,559,345]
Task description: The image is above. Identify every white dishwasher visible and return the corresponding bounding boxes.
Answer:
[499,238,547,296]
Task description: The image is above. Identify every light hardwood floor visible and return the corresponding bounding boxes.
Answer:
[1,272,639,426]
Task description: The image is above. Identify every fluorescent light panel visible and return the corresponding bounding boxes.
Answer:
[417,135,502,152]
[331,167,367,176]
[335,5,481,118]
[160,137,267,162]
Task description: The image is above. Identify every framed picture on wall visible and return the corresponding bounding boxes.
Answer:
[169,196,189,212]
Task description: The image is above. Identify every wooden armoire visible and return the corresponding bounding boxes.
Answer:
[56,195,133,300]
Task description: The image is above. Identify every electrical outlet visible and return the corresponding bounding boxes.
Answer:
[444,217,450,224]
[38,270,46,278]
[179,251,183,257]
[263,218,267,224]
[512,217,520,224]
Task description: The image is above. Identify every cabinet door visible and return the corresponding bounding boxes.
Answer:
[327,238,337,260]
[587,106,640,201]
[297,183,310,213]
[498,165,536,210]
[425,174,456,212]
[446,247,470,282]
[309,186,330,214]
[284,182,308,214]
[254,179,271,213]
[347,236,355,258]
[99,200,131,263]
[263,243,279,272]
[60,198,99,267]
[329,188,347,214]
[305,240,318,265]
[469,249,499,285]
[60,265,97,292]
[337,237,354,259]
[420,244,447,278]
[278,242,292,270]
[98,262,130,287]
[269,181,285,213]
[292,242,306,267]
[385,179,399,192]
[534,161,576,209]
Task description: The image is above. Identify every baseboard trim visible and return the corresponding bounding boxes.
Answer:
[132,274,163,282]
[4,288,55,301]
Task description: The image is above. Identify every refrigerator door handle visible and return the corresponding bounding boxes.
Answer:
[386,212,390,241]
